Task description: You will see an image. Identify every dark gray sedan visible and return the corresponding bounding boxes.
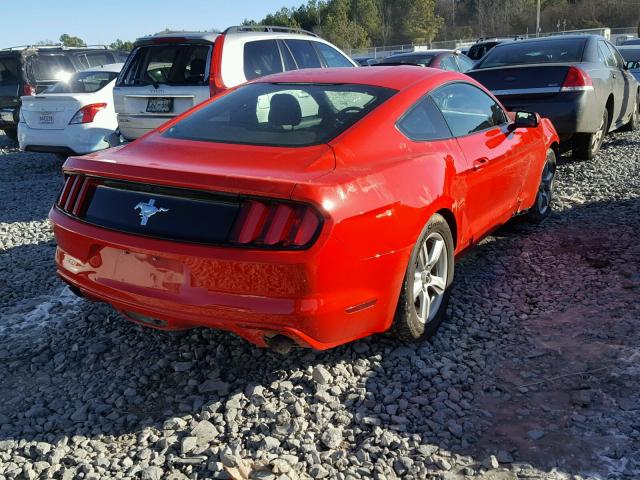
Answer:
[619,46,640,82]
[468,35,639,159]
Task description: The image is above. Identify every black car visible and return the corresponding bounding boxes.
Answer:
[378,49,475,72]
[355,57,379,66]
[0,46,127,141]
[619,46,640,82]
[468,35,639,159]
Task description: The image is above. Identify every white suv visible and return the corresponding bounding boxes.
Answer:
[113,26,357,140]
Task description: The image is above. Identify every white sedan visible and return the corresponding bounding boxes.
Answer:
[18,63,123,157]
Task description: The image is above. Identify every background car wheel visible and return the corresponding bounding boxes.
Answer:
[527,148,557,223]
[2,128,17,142]
[392,213,454,343]
[572,108,608,160]
[621,98,639,132]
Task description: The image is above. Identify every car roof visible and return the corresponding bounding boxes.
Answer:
[252,65,458,91]
[80,62,124,73]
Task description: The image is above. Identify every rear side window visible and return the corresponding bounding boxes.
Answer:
[397,96,452,141]
[164,82,396,147]
[314,42,353,67]
[244,40,284,80]
[45,70,118,93]
[605,43,625,69]
[30,55,74,82]
[439,55,458,71]
[467,43,497,61]
[430,82,507,136]
[119,44,210,86]
[284,40,322,69]
[85,52,113,68]
[456,55,475,72]
[479,39,585,68]
[597,41,617,67]
[0,57,19,84]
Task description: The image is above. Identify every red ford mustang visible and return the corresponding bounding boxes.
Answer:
[50,66,559,351]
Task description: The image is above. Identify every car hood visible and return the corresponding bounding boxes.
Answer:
[63,133,336,199]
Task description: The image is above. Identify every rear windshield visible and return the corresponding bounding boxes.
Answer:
[118,44,210,87]
[478,39,586,68]
[30,55,74,82]
[383,55,435,66]
[44,70,119,94]
[164,82,396,147]
[468,42,499,60]
[0,57,19,84]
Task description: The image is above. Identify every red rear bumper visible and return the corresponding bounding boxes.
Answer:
[51,207,409,349]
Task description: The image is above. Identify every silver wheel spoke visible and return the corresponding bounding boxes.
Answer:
[427,238,444,269]
[419,290,430,321]
[429,275,446,295]
[413,274,423,300]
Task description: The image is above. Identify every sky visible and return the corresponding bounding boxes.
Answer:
[0,0,306,49]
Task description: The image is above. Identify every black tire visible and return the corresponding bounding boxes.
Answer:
[526,149,557,223]
[3,128,17,142]
[621,97,639,132]
[572,108,608,160]
[392,213,455,342]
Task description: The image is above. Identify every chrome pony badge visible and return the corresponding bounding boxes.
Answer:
[134,199,169,226]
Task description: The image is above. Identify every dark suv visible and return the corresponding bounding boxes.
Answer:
[0,46,127,140]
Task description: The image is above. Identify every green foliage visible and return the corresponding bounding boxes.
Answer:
[109,39,135,52]
[59,34,86,47]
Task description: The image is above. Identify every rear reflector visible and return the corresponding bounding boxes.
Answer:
[229,199,322,249]
[561,66,594,92]
[22,84,35,96]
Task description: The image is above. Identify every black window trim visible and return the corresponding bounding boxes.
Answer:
[395,93,453,142]
[428,80,510,139]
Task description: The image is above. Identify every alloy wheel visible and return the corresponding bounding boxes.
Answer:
[536,158,556,215]
[413,232,448,324]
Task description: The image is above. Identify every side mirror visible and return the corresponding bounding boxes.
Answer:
[510,111,538,130]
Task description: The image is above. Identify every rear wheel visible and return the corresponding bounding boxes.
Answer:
[526,149,557,223]
[572,108,608,160]
[621,97,639,132]
[392,214,454,342]
[2,128,17,142]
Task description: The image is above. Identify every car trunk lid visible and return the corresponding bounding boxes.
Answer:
[21,94,92,130]
[63,134,336,199]
[468,64,572,102]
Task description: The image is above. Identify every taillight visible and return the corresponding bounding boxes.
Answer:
[209,34,226,97]
[229,199,322,249]
[22,84,35,96]
[57,175,94,216]
[69,103,107,125]
[561,67,593,92]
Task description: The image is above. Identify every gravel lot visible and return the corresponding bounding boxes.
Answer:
[0,128,638,480]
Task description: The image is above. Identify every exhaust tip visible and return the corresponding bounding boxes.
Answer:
[266,334,296,355]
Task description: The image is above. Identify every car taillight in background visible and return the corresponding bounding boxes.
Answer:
[69,103,107,125]
[209,34,226,97]
[229,199,322,249]
[22,84,36,96]
[561,67,594,92]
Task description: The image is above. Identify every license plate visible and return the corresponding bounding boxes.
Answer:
[39,112,54,124]
[0,110,13,122]
[146,97,173,113]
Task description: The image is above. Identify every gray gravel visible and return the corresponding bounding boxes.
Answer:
[0,128,639,480]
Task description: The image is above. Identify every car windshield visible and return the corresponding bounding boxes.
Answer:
[44,70,119,93]
[0,57,18,85]
[118,44,210,87]
[478,38,586,68]
[164,82,396,147]
[383,55,435,66]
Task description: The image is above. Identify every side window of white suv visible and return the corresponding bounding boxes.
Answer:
[243,40,284,80]
[314,42,354,68]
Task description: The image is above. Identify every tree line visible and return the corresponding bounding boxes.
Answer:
[244,0,640,50]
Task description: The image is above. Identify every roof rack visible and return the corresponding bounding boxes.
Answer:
[224,25,318,37]
[2,44,110,51]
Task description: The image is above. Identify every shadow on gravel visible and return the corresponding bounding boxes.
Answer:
[0,193,638,478]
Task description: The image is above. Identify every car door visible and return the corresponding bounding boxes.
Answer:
[429,82,528,240]
[597,40,625,125]
[606,42,635,125]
